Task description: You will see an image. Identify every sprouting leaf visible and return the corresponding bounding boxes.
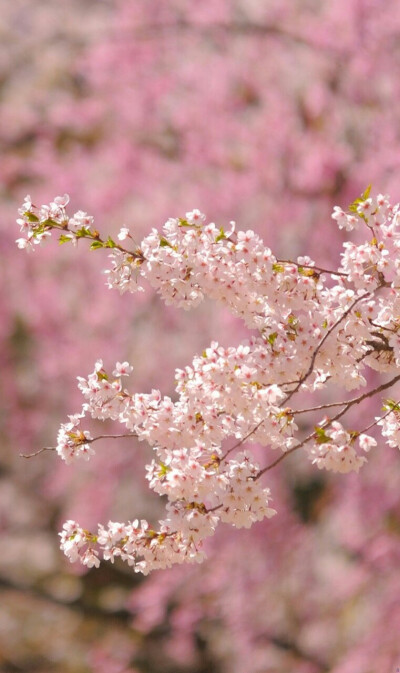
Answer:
[250,381,262,389]
[348,185,372,214]
[159,237,173,248]
[362,184,372,200]
[104,236,117,248]
[267,332,278,346]
[40,218,57,228]
[24,211,39,223]
[158,461,171,478]
[90,240,104,250]
[383,399,400,412]
[298,266,319,278]
[75,227,91,239]
[314,427,331,444]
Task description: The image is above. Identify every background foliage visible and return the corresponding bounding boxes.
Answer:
[2,1,400,671]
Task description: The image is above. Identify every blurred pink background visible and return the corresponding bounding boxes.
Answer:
[2,1,400,671]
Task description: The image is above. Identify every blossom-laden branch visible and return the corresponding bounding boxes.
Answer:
[20,433,138,459]
[16,188,400,574]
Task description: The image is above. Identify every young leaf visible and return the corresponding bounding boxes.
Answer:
[24,211,39,223]
[90,240,104,250]
[159,237,173,248]
[314,427,331,445]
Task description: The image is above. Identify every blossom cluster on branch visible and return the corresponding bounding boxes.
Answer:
[16,188,400,574]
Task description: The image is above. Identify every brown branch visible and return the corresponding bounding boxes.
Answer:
[358,399,400,436]
[291,374,400,417]
[220,419,265,462]
[276,259,349,278]
[20,447,55,459]
[20,433,138,459]
[50,220,143,260]
[87,433,138,443]
[329,374,400,425]
[222,291,379,465]
[256,373,400,478]
[284,290,372,404]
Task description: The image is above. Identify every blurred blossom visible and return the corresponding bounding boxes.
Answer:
[2,0,400,671]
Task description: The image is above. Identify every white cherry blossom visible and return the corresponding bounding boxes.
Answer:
[17,190,400,573]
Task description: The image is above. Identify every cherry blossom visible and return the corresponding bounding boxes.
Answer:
[16,188,400,574]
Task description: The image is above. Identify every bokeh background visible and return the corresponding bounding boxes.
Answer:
[2,1,400,671]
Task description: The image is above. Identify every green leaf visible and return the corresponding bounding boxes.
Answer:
[41,218,58,228]
[298,266,318,278]
[105,236,117,248]
[96,371,108,381]
[32,223,48,237]
[90,240,104,250]
[314,427,331,445]
[268,332,278,346]
[178,218,190,227]
[159,237,173,248]
[59,234,71,244]
[272,263,285,273]
[383,399,400,412]
[348,197,363,213]
[24,211,39,223]
[158,461,171,477]
[362,184,372,200]
[215,227,226,242]
[348,185,372,215]
[75,227,90,238]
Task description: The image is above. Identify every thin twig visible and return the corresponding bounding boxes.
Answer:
[87,433,138,443]
[284,290,372,404]
[220,419,265,462]
[256,373,400,478]
[20,447,56,459]
[358,400,400,435]
[221,290,380,465]
[276,259,349,278]
[291,375,400,416]
[20,433,138,459]
[327,375,400,426]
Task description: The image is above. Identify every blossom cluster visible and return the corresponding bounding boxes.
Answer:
[16,189,400,573]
